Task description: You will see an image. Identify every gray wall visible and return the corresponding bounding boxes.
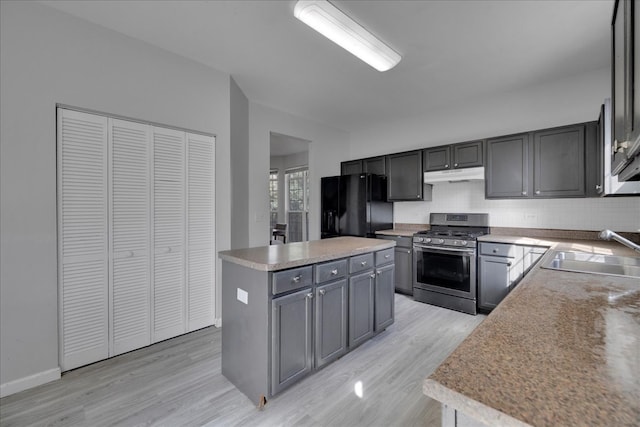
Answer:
[0,1,232,390]
[230,77,250,249]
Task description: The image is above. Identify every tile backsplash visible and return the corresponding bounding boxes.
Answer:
[394,181,640,232]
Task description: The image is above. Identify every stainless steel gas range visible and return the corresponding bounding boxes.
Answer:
[413,213,489,315]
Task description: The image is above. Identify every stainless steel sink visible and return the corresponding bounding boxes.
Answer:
[541,251,640,279]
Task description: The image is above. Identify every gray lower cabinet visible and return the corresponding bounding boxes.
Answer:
[378,235,413,295]
[315,279,348,368]
[374,263,395,331]
[271,288,314,396]
[478,254,522,312]
[348,270,375,348]
[478,242,547,312]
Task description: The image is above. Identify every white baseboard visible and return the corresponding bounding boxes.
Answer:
[0,367,61,398]
[214,317,222,328]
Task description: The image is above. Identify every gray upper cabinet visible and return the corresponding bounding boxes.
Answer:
[585,119,603,197]
[533,125,585,198]
[386,150,425,201]
[424,140,484,172]
[611,0,640,176]
[423,146,451,171]
[341,159,363,175]
[363,156,386,175]
[341,155,386,176]
[486,124,588,199]
[453,140,484,169]
[486,133,530,198]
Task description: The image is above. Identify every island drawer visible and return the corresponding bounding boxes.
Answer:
[315,259,348,284]
[272,266,313,295]
[349,253,374,274]
[479,242,519,258]
[375,248,394,266]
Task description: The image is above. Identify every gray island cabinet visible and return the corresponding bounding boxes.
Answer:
[218,237,395,404]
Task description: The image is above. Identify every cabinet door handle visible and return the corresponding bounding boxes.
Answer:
[595,184,602,190]
[454,163,458,168]
[492,249,498,253]
[444,164,449,168]
[376,270,382,275]
[522,191,527,196]
[319,289,326,295]
[292,275,302,283]
[407,250,411,254]
[306,293,313,299]
[535,190,541,195]
[330,269,338,275]
[370,273,376,279]
[361,261,367,266]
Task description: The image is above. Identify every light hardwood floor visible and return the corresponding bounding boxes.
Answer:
[0,294,484,427]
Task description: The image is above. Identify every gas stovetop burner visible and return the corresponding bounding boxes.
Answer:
[413,213,490,248]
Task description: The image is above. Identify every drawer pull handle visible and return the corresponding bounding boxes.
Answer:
[330,269,338,275]
[361,261,368,266]
[319,289,326,295]
[292,275,302,283]
[385,254,391,259]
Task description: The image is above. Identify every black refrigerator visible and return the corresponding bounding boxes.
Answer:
[321,174,393,239]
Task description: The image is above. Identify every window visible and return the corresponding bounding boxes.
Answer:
[269,170,278,229]
[285,168,309,242]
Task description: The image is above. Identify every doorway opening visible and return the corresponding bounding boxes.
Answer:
[270,132,311,243]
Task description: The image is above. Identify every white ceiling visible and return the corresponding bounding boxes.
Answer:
[41,0,613,134]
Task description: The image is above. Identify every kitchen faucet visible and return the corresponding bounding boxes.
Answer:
[599,229,640,253]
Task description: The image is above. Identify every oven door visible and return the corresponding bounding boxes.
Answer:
[413,245,476,299]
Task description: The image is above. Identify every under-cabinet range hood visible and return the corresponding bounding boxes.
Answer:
[423,166,485,184]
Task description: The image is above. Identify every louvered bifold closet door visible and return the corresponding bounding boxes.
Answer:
[57,109,109,371]
[152,127,186,342]
[109,119,151,355]
[186,133,215,331]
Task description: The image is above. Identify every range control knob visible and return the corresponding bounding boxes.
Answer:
[425,238,432,243]
[453,240,459,246]
[415,237,423,243]
[437,238,445,244]
[460,240,468,246]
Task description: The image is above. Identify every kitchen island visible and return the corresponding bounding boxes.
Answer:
[218,237,396,405]
[423,236,640,426]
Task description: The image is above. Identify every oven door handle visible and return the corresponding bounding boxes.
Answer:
[414,246,475,256]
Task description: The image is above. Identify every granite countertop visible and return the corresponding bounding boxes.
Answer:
[376,229,420,237]
[423,236,640,427]
[218,236,395,271]
[376,224,429,237]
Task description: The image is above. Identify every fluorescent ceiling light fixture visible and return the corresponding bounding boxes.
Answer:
[294,0,401,72]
